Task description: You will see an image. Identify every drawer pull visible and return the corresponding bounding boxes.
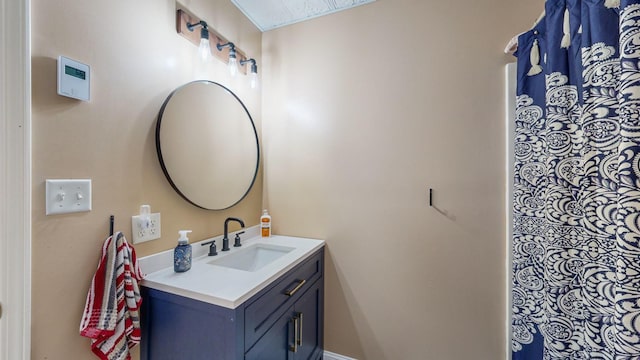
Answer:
[290,314,299,353]
[284,279,307,297]
[297,312,303,346]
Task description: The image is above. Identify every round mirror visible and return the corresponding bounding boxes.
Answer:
[156,80,259,210]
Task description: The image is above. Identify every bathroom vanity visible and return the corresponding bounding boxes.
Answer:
[139,235,324,360]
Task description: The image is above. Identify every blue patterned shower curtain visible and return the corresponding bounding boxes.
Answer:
[512,0,640,359]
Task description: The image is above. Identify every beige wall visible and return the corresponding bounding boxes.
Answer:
[30,0,262,358]
[262,1,543,359]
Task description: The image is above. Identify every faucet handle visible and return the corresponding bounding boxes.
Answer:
[201,240,218,256]
[234,231,245,247]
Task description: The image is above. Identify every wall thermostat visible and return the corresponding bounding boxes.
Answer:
[57,56,90,101]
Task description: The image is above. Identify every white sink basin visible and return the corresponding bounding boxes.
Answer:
[207,243,295,272]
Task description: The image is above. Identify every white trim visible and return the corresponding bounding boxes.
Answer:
[504,63,517,360]
[324,350,358,360]
[0,0,32,358]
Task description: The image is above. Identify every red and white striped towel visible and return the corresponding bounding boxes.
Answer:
[80,232,145,360]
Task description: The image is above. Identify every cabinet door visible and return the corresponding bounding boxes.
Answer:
[293,280,323,360]
[245,306,294,360]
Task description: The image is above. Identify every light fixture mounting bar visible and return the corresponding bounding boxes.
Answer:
[176,8,248,74]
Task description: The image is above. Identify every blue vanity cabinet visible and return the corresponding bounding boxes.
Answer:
[140,247,324,360]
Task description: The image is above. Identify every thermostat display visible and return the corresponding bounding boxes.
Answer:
[65,65,86,80]
[58,56,90,101]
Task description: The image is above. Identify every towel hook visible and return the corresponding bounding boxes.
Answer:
[429,188,433,207]
[109,215,115,236]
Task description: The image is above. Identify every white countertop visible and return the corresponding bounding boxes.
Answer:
[139,230,325,309]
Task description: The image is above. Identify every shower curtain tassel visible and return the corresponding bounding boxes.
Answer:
[528,39,543,76]
[561,8,571,48]
[604,0,620,8]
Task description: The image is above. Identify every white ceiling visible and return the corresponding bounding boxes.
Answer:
[230,0,376,32]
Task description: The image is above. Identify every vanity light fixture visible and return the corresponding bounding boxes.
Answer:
[217,42,238,77]
[186,20,211,62]
[240,58,258,89]
[176,9,253,77]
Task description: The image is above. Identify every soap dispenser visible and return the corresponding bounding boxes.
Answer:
[174,230,192,273]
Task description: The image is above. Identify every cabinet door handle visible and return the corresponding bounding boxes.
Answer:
[285,279,307,297]
[290,314,299,353]
[297,312,303,346]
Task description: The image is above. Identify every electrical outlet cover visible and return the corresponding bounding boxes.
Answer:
[131,213,161,244]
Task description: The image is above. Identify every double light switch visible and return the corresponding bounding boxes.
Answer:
[45,179,92,215]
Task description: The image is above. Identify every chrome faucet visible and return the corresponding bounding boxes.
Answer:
[222,217,245,251]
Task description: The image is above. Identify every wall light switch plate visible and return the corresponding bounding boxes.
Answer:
[131,213,161,244]
[45,179,92,215]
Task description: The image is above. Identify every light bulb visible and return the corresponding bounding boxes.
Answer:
[250,71,258,89]
[198,38,211,62]
[188,22,211,63]
[228,56,238,77]
[241,59,259,89]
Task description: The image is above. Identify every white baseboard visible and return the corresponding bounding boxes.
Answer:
[324,351,357,360]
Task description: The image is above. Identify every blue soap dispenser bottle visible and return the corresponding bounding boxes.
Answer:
[174,230,192,272]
